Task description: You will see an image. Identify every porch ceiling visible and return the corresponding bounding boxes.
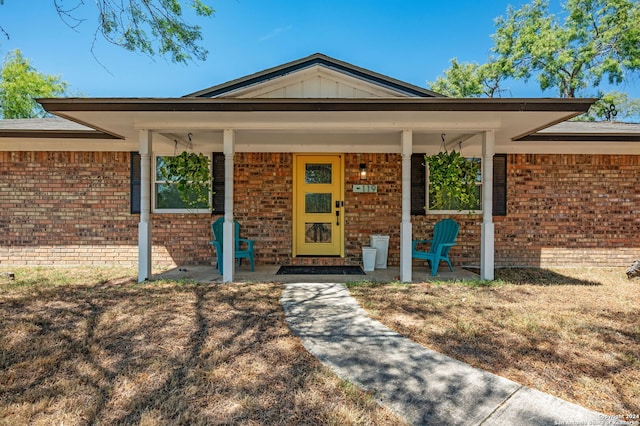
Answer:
[38,97,594,153]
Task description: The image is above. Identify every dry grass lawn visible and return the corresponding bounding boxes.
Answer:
[0,266,403,426]
[348,267,640,419]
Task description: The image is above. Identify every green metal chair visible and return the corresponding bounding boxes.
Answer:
[412,219,459,276]
[210,217,255,274]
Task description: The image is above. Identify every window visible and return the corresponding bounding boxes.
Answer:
[410,153,507,216]
[130,152,225,215]
[427,157,482,213]
[154,155,211,212]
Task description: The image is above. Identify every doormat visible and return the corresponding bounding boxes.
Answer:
[276,265,365,275]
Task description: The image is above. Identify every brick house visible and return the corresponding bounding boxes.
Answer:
[1,54,639,282]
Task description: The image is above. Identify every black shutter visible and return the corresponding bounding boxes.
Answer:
[411,153,426,215]
[492,154,507,216]
[212,152,225,214]
[130,152,141,214]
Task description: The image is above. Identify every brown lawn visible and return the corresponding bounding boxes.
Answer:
[0,267,402,426]
[347,267,640,419]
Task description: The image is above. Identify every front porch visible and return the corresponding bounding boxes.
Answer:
[154,264,481,284]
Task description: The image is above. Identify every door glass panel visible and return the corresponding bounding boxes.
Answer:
[305,164,332,184]
[305,193,332,213]
[305,223,332,243]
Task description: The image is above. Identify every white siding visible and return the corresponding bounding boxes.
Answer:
[234,65,412,99]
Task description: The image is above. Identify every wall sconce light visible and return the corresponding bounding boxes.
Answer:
[359,163,367,180]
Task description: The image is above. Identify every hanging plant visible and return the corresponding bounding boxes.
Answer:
[425,149,480,211]
[159,151,212,210]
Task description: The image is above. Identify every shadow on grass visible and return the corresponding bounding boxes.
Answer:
[347,271,639,416]
[0,278,399,425]
[494,267,602,286]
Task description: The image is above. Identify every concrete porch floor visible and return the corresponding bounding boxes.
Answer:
[153,264,481,284]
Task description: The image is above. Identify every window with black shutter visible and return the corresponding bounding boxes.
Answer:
[411,153,507,216]
[130,152,225,214]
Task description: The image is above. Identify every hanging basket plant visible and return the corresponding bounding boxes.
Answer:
[159,151,212,210]
[425,149,480,211]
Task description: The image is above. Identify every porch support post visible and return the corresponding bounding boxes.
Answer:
[222,129,235,283]
[481,130,495,281]
[400,129,413,283]
[138,129,152,283]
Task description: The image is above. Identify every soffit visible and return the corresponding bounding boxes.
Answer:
[37,97,592,153]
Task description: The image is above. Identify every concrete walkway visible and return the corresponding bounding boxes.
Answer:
[281,283,622,426]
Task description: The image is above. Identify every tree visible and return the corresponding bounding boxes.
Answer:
[428,0,640,120]
[0,0,215,64]
[0,49,68,119]
[575,90,640,120]
[492,0,640,98]
[428,59,505,97]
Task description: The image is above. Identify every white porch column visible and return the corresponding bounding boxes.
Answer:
[138,129,152,282]
[481,130,495,280]
[222,129,235,283]
[400,130,413,282]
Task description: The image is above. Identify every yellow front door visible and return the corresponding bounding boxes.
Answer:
[294,154,344,256]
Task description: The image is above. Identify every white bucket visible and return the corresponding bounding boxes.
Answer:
[370,235,390,269]
[362,247,377,272]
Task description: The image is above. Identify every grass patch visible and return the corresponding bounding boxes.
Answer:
[348,267,639,416]
[0,267,402,425]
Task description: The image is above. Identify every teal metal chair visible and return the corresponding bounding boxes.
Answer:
[210,217,255,274]
[412,219,459,276]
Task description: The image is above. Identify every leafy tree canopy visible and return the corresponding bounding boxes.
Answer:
[575,90,640,121]
[0,49,68,119]
[0,0,215,64]
[428,59,504,98]
[429,0,640,120]
[492,0,640,98]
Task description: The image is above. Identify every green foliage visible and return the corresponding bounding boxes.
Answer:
[428,58,505,97]
[576,91,640,121]
[431,0,640,112]
[158,151,212,210]
[0,1,214,63]
[425,151,481,211]
[0,49,68,119]
[94,0,215,63]
[492,0,640,98]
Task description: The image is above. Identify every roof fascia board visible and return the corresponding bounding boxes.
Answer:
[38,97,596,113]
[0,129,119,139]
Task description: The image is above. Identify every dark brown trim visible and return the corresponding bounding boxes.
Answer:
[0,130,119,139]
[38,97,596,114]
[515,133,640,142]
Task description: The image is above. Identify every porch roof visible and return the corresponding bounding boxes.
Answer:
[36,97,594,153]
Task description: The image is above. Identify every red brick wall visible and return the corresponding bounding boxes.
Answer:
[2,151,638,269]
[345,154,402,266]
[494,154,640,267]
[227,153,294,265]
[0,152,212,269]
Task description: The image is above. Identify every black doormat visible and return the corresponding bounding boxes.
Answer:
[276,265,366,275]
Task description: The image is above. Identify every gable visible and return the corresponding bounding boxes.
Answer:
[186,53,442,99]
[226,65,414,99]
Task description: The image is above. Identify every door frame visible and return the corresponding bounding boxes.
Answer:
[292,153,345,257]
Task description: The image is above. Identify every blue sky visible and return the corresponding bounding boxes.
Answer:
[1,0,639,100]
